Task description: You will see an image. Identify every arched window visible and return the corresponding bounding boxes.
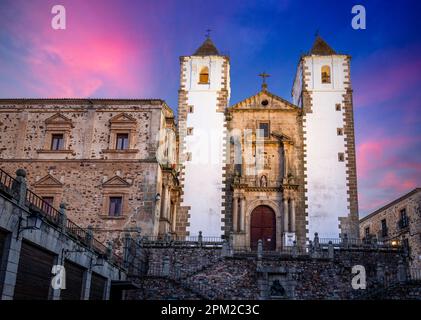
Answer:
[321,65,331,83]
[199,66,209,84]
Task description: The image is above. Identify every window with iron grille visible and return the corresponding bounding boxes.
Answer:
[364,226,370,238]
[381,219,388,237]
[399,208,409,228]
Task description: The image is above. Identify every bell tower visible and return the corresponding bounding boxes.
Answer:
[177,36,230,238]
[292,35,359,239]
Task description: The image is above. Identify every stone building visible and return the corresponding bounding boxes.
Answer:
[225,83,305,249]
[176,37,230,238]
[360,188,421,268]
[0,99,179,248]
[177,35,359,246]
[291,36,359,240]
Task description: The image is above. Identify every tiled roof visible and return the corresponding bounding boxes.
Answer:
[309,35,336,55]
[193,37,220,56]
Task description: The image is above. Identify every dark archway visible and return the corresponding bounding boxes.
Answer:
[250,205,276,250]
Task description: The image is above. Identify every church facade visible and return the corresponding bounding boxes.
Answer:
[177,36,359,247]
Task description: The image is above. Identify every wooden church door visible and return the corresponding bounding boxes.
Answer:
[250,205,276,250]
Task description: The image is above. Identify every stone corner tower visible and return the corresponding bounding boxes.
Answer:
[176,36,230,238]
[292,35,359,239]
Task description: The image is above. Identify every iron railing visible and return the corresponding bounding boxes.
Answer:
[0,168,124,268]
[318,237,401,248]
[138,235,223,247]
[408,268,421,281]
[26,189,61,225]
[0,168,16,198]
[66,219,87,242]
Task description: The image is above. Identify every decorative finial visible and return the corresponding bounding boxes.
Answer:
[315,28,320,37]
[258,72,270,90]
[205,29,212,39]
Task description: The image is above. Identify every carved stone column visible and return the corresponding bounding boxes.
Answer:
[232,195,238,232]
[171,201,177,233]
[160,185,167,218]
[283,198,289,233]
[284,144,289,179]
[240,197,246,232]
[291,198,296,233]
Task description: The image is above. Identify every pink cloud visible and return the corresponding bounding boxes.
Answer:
[353,45,421,108]
[0,0,153,98]
[356,136,419,177]
[357,134,421,215]
[377,172,417,192]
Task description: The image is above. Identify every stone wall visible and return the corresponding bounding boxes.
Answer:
[0,185,125,300]
[360,188,421,268]
[0,161,159,251]
[0,99,179,249]
[129,245,416,300]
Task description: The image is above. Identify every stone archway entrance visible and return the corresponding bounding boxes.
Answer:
[250,205,276,250]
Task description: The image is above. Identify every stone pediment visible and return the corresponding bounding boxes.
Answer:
[45,113,73,127]
[229,89,299,111]
[102,176,132,187]
[110,113,137,124]
[34,174,63,187]
[271,131,294,144]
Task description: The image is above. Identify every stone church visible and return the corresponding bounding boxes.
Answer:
[178,35,359,249]
[0,35,359,250]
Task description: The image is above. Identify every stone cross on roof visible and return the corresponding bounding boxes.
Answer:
[258,72,270,90]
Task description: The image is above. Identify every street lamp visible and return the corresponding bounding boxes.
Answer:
[92,254,106,268]
[16,211,43,239]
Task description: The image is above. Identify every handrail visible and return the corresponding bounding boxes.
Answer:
[0,168,124,269]
[0,169,17,197]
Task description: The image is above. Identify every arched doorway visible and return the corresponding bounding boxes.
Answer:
[250,205,276,250]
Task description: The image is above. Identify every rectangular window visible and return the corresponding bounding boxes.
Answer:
[381,219,388,237]
[187,127,193,135]
[189,106,194,113]
[337,128,344,136]
[336,104,341,111]
[186,152,192,161]
[338,152,345,162]
[399,208,409,228]
[364,227,370,238]
[42,196,54,214]
[51,134,64,150]
[403,238,410,255]
[258,122,270,138]
[109,197,122,217]
[116,133,129,150]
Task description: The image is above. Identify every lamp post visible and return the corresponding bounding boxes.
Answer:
[16,211,43,240]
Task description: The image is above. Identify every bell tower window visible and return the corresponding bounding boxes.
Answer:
[199,66,209,84]
[321,65,331,84]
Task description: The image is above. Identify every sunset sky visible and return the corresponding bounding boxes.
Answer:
[0,0,420,216]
